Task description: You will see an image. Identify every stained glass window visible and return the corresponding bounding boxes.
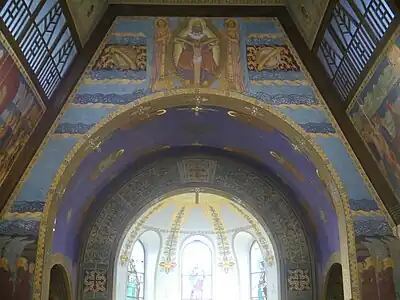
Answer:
[181,240,212,300]
[127,240,145,300]
[250,241,267,300]
[1,0,78,98]
[317,0,395,101]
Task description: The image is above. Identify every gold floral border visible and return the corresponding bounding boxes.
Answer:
[2,17,381,300]
[0,31,46,187]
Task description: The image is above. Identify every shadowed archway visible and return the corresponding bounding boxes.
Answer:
[49,264,72,300]
[324,263,344,300]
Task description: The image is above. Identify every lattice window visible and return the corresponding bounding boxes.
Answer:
[1,0,78,98]
[127,240,145,300]
[317,0,395,101]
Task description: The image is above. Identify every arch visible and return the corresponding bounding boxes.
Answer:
[77,154,315,300]
[323,263,344,300]
[34,90,356,300]
[49,264,72,300]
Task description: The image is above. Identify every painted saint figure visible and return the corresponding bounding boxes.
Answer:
[257,261,267,300]
[175,18,219,86]
[224,19,246,92]
[189,265,205,300]
[151,18,173,91]
[127,260,140,299]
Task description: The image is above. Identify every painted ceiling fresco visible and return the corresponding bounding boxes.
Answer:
[66,0,108,45]
[348,26,400,205]
[67,0,325,48]
[0,33,45,186]
[286,0,329,47]
[1,16,399,300]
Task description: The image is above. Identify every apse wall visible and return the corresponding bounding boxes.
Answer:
[114,194,279,300]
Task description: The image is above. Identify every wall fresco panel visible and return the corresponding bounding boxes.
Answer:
[348,27,400,204]
[0,33,45,186]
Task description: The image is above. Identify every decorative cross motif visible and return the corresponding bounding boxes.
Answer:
[245,105,263,117]
[178,95,216,116]
[130,105,151,118]
[159,256,177,274]
[218,255,235,273]
[87,136,103,152]
[83,269,107,293]
[288,269,311,291]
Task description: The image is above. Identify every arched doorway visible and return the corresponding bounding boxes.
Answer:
[49,264,71,300]
[324,263,344,300]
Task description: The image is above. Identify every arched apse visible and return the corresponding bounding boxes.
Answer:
[323,263,344,300]
[113,190,283,300]
[77,153,316,300]
[4,17,396,300]
[49,264,72,300]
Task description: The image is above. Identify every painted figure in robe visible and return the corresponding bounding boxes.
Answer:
[151,18,173,91]
[175,18,219,87]
[378,257,396,299]
[358,257,379,300]
[223,19,246,92]
[257,261,267,300]
[190,265,205,300]
[127,260,140,299]
[353,41,400,196]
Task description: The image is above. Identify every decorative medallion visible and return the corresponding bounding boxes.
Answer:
[83,269,107,293]
[287,269,311,291]
[178,159,217,183]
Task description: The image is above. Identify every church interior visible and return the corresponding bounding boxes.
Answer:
[0,1,399,300]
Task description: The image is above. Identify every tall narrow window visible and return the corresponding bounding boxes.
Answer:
[126,240,145,300]
[181,240,212,300]
[250,241,267,300]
